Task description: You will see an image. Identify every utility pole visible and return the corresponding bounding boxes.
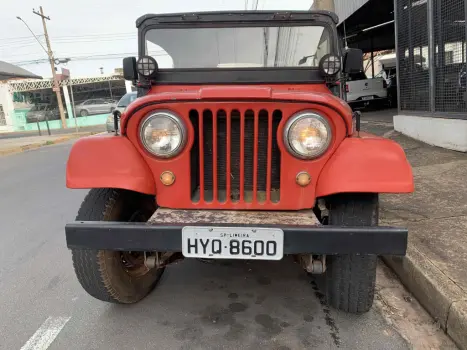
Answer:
[311,0,335,12]
[33,6,67,129]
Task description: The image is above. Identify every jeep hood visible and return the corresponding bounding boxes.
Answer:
[120,85,352,134]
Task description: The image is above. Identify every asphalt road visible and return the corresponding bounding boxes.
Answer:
[0,123,454,350]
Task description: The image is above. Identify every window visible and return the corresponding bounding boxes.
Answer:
[117,93,137,108]
[445,51,454,65]
[145,25,332,69]
[348,72,368,81]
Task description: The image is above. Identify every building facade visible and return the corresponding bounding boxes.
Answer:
[394,0,467,151]
[316,0,467,152]
[0,76,132,132]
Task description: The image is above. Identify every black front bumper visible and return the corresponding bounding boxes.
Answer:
[65,222,407,255]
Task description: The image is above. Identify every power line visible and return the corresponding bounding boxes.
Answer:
[0,36,138,52]
[0,32,135,42]
[53,35,136,42]
[0,32,136,47]
[0,39,48,50]
[0,37,42,45]
[0,35,42,41]
[52,37,138,44]
[0,50,46,58]
[0,37,137,51]
[12,51,168,66]
[52,32,135,39]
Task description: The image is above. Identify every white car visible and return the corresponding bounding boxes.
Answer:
[345,72,388,109]
[106,92,137,132]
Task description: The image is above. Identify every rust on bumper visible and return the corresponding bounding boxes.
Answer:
[149,208,320,226]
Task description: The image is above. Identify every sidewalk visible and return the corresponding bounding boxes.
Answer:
[0,124,105,140]
[0,132,99,156]
[380,131,467,349]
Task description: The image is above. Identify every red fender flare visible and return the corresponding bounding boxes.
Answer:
[66,135,156,195]
[315,135,414,197]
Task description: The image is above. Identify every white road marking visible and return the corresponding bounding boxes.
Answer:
[20,316,70,350]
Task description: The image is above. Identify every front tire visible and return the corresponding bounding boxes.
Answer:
[71,188,164,304]
[80,109,89,117]
[324,193,378,314]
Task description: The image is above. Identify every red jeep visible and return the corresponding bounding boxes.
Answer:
[65,10,413,314]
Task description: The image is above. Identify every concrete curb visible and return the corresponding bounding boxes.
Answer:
[383,245,467,350]
[0,132,96,157]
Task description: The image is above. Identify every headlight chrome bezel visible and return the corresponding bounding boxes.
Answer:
[283,111,332,160]
[139,110,187,158]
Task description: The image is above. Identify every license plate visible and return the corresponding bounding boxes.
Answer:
[182,226,284,261]
[362,96,374,100]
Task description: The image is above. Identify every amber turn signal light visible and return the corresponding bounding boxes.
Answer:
[160,171,175,186]
[296,171,311,187]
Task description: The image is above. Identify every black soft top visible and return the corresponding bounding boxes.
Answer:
[136,10,339,28]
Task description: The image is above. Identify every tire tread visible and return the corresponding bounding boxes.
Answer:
[325,193,378,314]
[71,188,161,304]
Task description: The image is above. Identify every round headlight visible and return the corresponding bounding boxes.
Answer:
[320,54,341,76]
[140,111,187,158]
[137,56,158,77]
[284,112,332,159]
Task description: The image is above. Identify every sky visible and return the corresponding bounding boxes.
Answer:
[0,0,313,78]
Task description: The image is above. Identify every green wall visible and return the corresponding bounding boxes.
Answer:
[12,108,108,131]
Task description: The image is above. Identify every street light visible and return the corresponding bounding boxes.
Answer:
[16,16,48,56]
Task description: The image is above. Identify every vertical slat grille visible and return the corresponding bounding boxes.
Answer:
[191,108,281,204]
[231,111,241,202]
[243,110,254,203]
[225,112,231,203]
[202,110,213,202]
[217,110,227,203]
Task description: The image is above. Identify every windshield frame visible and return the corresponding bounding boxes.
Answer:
[137,11,340,85]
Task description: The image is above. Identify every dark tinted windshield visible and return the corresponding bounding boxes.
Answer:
[145,25,332,69]
[348,72,368,81]
[117,93,137,107]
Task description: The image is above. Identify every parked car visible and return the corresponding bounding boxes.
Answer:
[375,68,398,107]
[345,72,388,109]
[26,104,48,123]
[75,98,117,117]
[26,104,67,123]
[65,10,413,315]
[47,105,69,120]
[106,92,137,132]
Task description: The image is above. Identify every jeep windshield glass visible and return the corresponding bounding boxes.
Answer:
[145,25,332,69]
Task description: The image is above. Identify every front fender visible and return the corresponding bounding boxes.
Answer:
[66,135,156,195]
[315,134,414,197]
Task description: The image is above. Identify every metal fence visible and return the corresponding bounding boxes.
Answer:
[396,0,466,115]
